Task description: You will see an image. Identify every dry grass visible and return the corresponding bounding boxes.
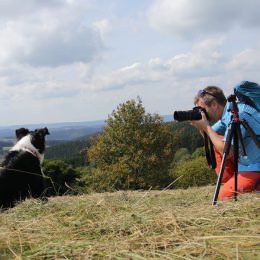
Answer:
[0,186,259,259]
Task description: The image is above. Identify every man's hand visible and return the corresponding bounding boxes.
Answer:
[190,112,210,133]
[191,112,230,156]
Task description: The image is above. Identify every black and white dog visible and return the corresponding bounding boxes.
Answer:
[0,127,50,208]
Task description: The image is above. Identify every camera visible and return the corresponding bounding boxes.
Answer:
[173,106,207,122]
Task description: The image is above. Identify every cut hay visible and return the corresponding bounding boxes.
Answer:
[0,186,259,259]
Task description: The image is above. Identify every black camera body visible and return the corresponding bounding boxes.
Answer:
[173,106,207,122]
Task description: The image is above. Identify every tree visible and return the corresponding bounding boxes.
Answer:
[169,121,204,153]
[86,98,174,191]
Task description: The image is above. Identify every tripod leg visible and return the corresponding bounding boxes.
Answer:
[212,153,229,205]
[233,124,239,201]
[212,123,234,205]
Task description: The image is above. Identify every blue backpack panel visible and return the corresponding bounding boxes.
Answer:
[234,81,260,112]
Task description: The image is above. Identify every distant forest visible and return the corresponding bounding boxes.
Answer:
[45,136,93,167]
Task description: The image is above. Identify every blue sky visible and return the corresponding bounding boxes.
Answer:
[0,0,260,126]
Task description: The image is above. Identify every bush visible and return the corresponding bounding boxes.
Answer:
[173,148,191,162]
[191,147,205,159]
[169,157,216,189]
[42,160,82,195]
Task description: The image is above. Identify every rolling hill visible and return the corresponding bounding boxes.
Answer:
[0,120,105,141]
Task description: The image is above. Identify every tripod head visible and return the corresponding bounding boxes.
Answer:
[227,94,239,115]
[227,94,237,102]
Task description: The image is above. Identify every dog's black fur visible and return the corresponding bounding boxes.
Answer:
[0,127,50,208]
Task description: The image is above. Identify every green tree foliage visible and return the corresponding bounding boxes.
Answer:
[169,157,216,189]
[43,160,82,195]
[173,148,191,163]
[86,98,174,191]
[169,121,203,153]
[45,137,92,167]
[191,146,205,159]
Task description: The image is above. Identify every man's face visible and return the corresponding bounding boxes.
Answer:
[196,97,221,123]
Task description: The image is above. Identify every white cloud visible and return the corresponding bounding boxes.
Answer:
[227,48,260,71]
[0,62,94,101]
[0,0,63,18]
[75,39,224,93]
[85,62,168,91]
[1,31,259,105]
[148,0,260,37]
[0,0,103,67]
[80,37,260,96]
[0,0,107,112]
[93,19,111,41]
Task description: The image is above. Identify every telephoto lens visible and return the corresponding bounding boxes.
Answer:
[173,107,206,122]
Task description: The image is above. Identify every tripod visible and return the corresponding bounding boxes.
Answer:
[212,94,260,205]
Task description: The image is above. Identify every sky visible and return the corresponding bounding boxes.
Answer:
[0,0,260,126]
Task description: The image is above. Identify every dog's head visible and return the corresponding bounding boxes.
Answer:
[15,128,30,141]
[30,127,50,154]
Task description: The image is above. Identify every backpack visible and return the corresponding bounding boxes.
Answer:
[234,81,260,112]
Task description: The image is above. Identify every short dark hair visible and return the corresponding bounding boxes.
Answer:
[194,86,227,106]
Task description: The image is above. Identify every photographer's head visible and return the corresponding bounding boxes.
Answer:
[194,86,226,123]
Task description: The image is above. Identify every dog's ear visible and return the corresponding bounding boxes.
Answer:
[43,127,50,136]
[15,128,29,136]
[15,128,30,140]
[34,127,50,136]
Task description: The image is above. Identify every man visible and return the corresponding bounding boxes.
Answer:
[191,85,260,200]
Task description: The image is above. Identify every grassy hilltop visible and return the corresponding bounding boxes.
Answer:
[0,186,259,259]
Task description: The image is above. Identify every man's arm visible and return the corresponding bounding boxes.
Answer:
[191,112,233,156]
